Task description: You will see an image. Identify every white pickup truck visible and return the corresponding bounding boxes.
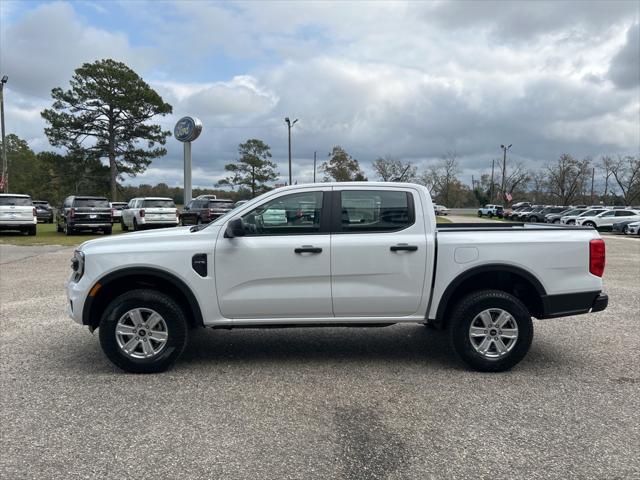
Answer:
[67,183,608,373]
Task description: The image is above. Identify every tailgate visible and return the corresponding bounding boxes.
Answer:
[145,208,177,220]
[0,206,34,221]
[73,208,111,223]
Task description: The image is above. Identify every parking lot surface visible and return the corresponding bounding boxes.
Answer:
[1,237,639,479]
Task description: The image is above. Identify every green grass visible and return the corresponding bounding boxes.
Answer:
[0,222,127,246]
[436,216,452,224]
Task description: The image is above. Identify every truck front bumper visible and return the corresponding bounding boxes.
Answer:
[66,277,88,325]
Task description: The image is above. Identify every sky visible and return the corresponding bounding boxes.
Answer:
[0,0,638,189]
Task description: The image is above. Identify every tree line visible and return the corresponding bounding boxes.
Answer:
[2,58,638,208]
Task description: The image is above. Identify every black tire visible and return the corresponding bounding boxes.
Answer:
[553,219,560,224]
[121,219,129,231]
[583,221,596,228]
[64,223,74,236]
[449,289,533,372]
[28,226,36,236]
[98,289,189,374]
[529,216,538,223]
[133,218,139,231]
[477,211,482,217]
[623,225,629,235]
[104,227,112,235]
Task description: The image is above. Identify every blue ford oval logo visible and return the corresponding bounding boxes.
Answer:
[174,116,203,142]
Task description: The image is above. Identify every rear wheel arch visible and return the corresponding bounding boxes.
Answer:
[435,264,546,327]
[83,267,204,330]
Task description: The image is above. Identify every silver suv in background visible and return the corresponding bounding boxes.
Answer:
[121,197,179,231]
[0,193,37,236]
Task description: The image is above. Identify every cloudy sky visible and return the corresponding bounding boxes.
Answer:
[1,0,638,188]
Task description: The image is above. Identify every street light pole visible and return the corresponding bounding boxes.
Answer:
[0,75,8,193]
[285,117,298,185]
[313,151,317,183]
[500,144,512,202]
[490,158,495,203]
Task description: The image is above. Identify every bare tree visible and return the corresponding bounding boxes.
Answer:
[496,161,530,204]
[598,155,616,204]
[372,155,417,182]
[610,155,640,205]
[417,151,460,205]
[545,154,591,205]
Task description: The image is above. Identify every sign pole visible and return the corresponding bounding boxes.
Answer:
[184,141,192,204]
[174,116,202,206]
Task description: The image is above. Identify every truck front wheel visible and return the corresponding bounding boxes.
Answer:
[99,289,189,373]
[449,289,533,372]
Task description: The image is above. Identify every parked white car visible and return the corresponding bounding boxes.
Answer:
[434,204,449,215]
[576,209,640,229]
[67,182,608,374]
[478,204,504,217]
[120,197,179,231]
[110,202,128,224]
[561,208,608,225]
[626,221,640,235]
[0,193,37,235]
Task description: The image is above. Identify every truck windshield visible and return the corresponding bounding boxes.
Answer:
[0,196,33,206]
[143,199,175,208]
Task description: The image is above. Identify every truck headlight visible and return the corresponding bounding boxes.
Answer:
[71,250,85,281]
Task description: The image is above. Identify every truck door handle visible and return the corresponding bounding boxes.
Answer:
[295,246,322,254]
[390,244,418,252]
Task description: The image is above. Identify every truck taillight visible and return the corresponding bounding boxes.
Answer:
[589,239,605,277]
[70,208,75,218]
[33,207,37,217]
[139,209,145,218]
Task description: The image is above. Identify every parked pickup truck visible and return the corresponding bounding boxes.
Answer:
[66,183,608,374]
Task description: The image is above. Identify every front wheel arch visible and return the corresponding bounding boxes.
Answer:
[83,268,204,330]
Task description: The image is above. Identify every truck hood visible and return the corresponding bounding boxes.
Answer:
[78,225,221,252]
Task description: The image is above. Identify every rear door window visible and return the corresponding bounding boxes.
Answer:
[338,190,413,233]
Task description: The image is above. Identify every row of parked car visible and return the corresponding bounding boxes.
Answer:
[500,202,640,234]
[0,193,244,236]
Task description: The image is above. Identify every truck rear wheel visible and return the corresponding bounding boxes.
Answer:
[98,289,188,373]
[449,289,533,372]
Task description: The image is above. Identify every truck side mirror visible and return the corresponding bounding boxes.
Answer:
[225,218,245,238]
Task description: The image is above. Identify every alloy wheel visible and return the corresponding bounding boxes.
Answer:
[468,308,519,359]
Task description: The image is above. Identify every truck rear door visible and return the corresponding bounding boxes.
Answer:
[330,187,428,317]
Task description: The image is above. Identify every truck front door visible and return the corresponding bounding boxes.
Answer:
[215,188,333,319]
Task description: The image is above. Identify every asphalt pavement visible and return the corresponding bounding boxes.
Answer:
[1,237,639,479]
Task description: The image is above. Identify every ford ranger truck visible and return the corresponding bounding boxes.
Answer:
[66,183,608,373]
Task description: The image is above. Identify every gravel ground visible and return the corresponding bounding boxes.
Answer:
[1,237,639,480]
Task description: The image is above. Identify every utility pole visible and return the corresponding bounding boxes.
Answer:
[590,167,595,204]
[0,75,8,193]
[313,151,317,183]
[490,158,495,203]
[284,117,298,185]
[472,174,475,190]
[500,144,512,202]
